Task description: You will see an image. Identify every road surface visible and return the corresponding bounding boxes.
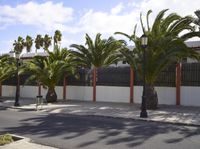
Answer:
[0,106,200,149]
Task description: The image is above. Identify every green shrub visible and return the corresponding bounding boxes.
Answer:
[0,134,13,145]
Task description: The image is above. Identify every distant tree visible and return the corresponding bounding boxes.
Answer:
[13,36,24,54]
[43,34,52,51]
[53,30,62,49]
[35,35,43,53]
[24,35,33,53]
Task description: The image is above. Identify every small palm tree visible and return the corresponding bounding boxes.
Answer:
[0,55,16,87]
[24,35,33,53]
[21,48,76,103]
[115,9,200,109]
[70,33,125,101]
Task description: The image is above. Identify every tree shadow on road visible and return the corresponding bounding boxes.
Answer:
[1,113,200,148]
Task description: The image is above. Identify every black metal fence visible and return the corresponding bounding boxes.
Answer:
[182,63,200,86]
[2,63,200,87]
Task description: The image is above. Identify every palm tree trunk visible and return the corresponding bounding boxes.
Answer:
[46,87,57,103]
[176,63,181,105]
[93,67,97,102]
[146,84,158,109]
[130,68,134,103]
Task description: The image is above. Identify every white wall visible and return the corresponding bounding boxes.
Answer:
[2,85,15,97]
[155,87,176,105]
[2,85,65,100]
[96,86,129,103]
[181,86,200,106]
[20,86,38,98]
[41,87,47,98]
[66,86,92,101]
[55,86,63,100]
[2,85,200,107]
[133,86,176,105]
[134,86,143,103]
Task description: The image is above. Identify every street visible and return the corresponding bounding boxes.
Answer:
[0,106,200,149]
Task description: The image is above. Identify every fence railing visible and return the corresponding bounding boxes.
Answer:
[182,63,200,86]
[2,63,200,87]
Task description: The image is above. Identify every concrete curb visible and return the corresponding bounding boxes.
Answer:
[58,113,200,127]
[0,105,36,111]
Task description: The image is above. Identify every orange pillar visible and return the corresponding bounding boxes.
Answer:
[130,68,134,103]
[93,68,96,102]
[63,76,67,100]
[176,63,181,105]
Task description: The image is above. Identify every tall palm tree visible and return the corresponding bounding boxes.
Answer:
[24,35,33,53]
[21,48,76,103]
[43,34,52,51]
[35,35,43,53]
[53,30,62,49]
[115,9,200,109]
[13,36,24,54]
[70,33,125,102]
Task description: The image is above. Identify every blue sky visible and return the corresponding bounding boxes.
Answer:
[0,0,200,53]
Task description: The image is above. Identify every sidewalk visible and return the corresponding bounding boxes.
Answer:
[1,97,200,127]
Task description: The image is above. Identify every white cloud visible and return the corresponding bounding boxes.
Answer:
[139,0,200,16]
[111,3,124,15]
[75,0,200,39]
[61,36,78,48]
[0,1,73,31]
[1,0,200,53]
[77,9,139,36]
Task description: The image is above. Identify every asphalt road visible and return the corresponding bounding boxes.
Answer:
[0,106,200,149]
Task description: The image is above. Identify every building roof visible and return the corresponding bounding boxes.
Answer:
[20,52,49,59]
[185,41,200,48]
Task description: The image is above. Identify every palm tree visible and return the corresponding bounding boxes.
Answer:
[115,9,200,109]
[70,33,125,102]
[24,35,33,53]
[13,36,24,54]
[194,10,200,31]
[0,55,16,93]
[35,35,43,53]
[21,48,76,103]
[43,34,52,51]
[53,30,62,49]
